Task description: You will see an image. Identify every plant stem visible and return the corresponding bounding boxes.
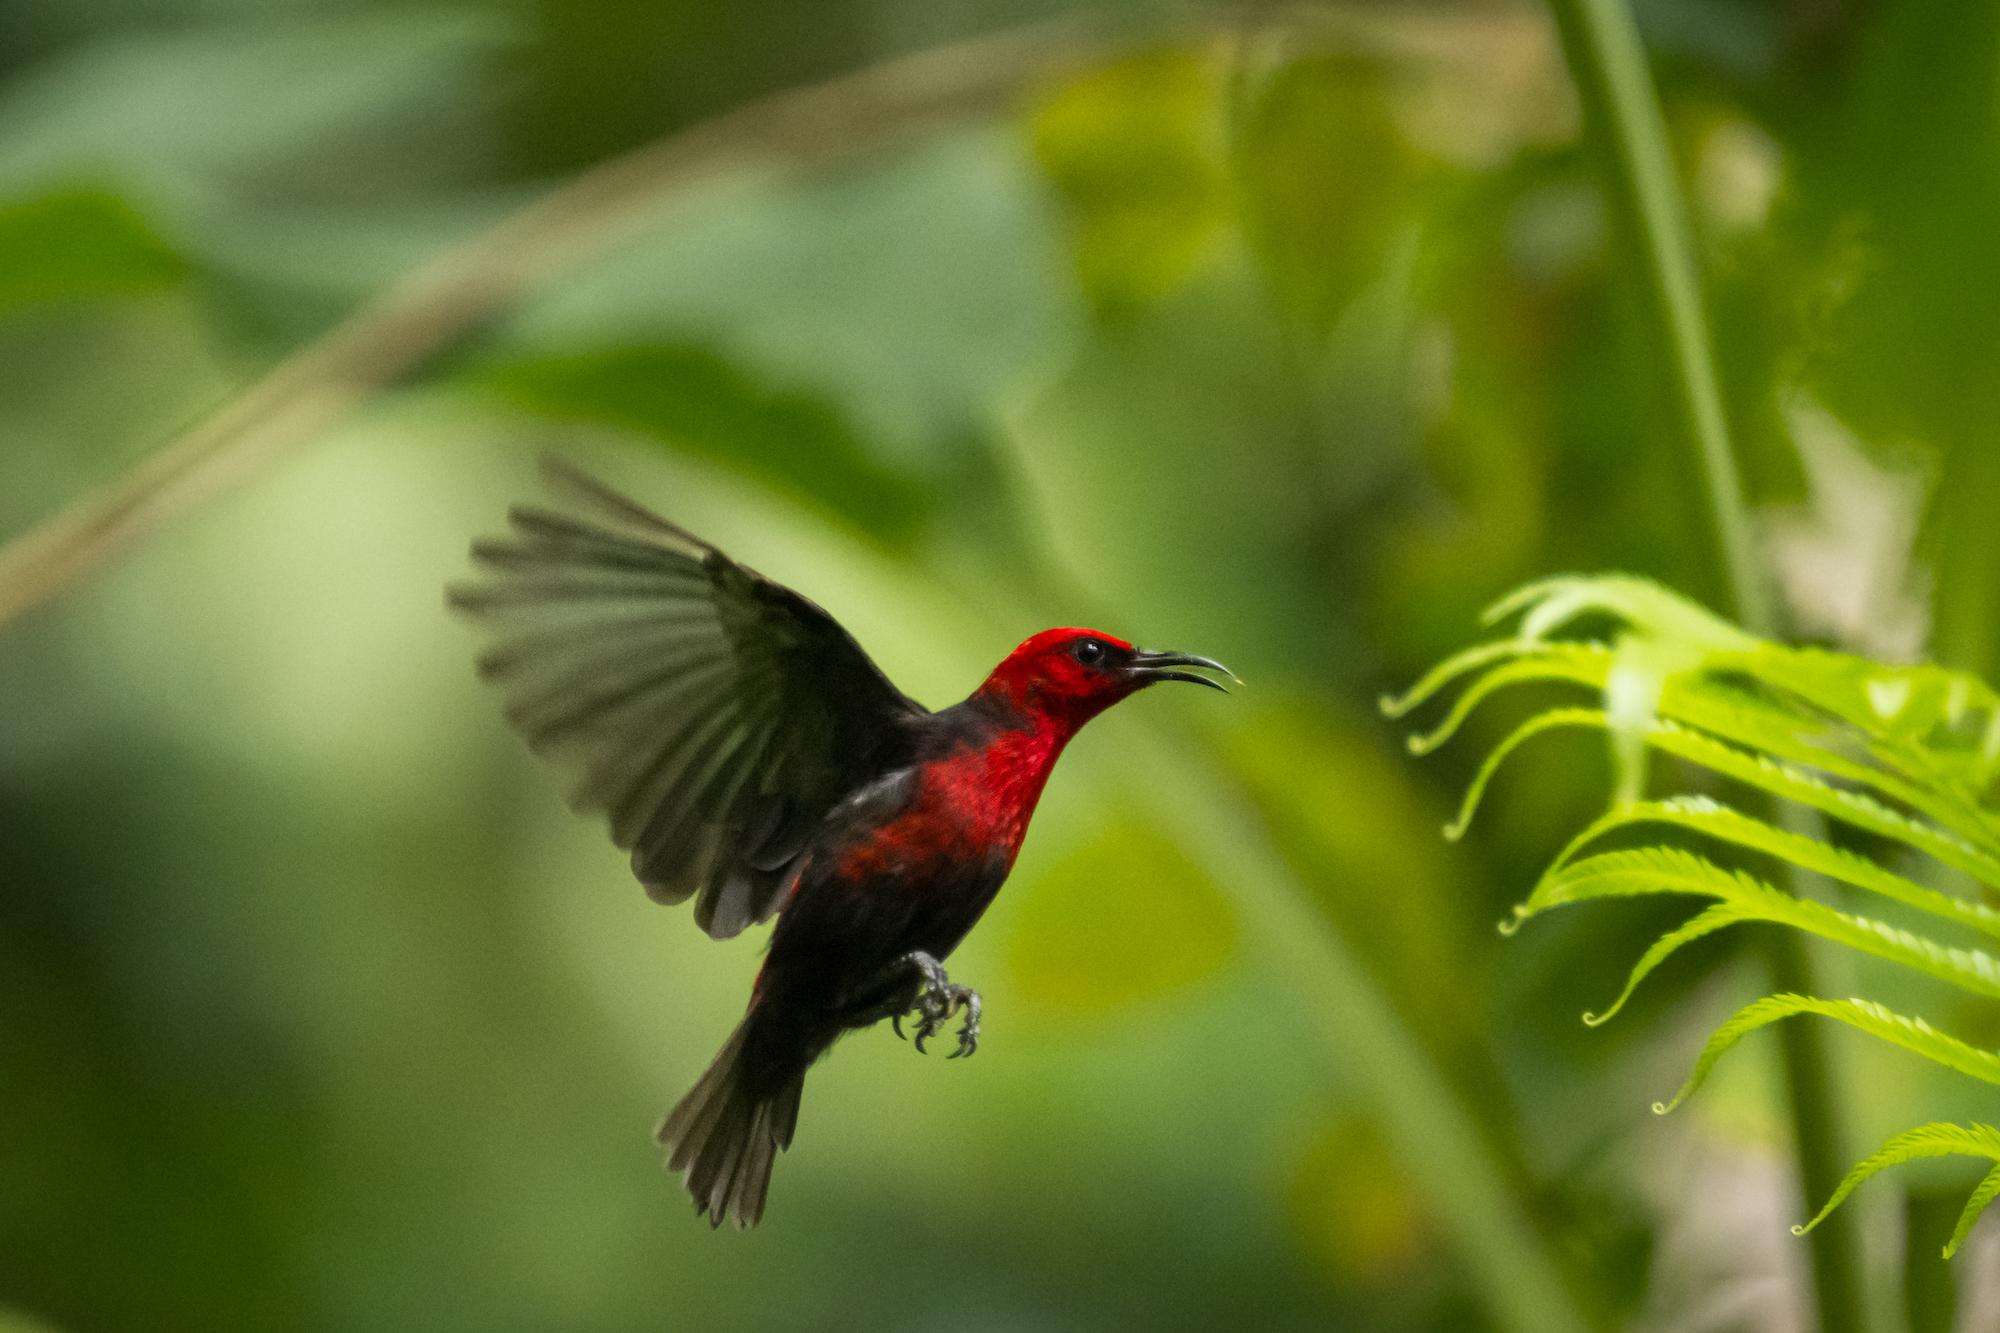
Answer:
[1903,1186,1960,1332]
[1543,0,1772,636]
[1543,2,1864,1330]
[1097,709,1605,1333]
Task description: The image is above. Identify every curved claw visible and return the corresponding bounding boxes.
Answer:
[891,1012,906,1041]
[946,986,981,1059]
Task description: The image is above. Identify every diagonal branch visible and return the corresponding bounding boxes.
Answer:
[0,18,1110,630]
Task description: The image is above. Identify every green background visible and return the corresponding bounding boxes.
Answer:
[3,1,1997,1329]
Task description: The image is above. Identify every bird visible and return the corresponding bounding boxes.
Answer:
[447,460,1233,1228]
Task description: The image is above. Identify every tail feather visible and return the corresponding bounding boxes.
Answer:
[657,1018,803,1228]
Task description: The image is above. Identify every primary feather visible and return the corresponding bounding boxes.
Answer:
[448,459,925,937]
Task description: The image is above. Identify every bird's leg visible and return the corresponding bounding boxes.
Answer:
[844,951,981,1059]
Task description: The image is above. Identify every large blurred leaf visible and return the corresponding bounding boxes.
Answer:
[0,12,510,200]
[1029,47,1230,317]
[491,131,1078,466]
[1001,811,1236,1018]
[0,187,184,312]
[479,343,927,544]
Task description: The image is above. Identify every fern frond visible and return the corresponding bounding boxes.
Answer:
[1481,573,1759,653]
[1949,1166,2000,1258]
[1554,797,2000,943]
[1658,680,2000,861]
[1416,645,2000,859]
[1446,709,2000,891]
[1378,639,1542,721]
[1654,995,2000,1115]
[1393,573,2000,1262]
[1405,650,1609,756]
[1521,848,2000,1021]
[1794,1123,2000,1258]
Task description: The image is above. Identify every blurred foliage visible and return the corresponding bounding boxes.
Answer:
[1001,809,1235,1019]
[480,343,929,544]
[0,186,185,311]
[1030,47,1229,317]
[4,1,2000,1331]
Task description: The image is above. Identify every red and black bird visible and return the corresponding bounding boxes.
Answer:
[449,462,1232,1227]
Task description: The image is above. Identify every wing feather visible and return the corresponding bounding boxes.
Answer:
[450,459,925,937]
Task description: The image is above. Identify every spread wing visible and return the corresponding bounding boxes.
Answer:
[448,459,926,938]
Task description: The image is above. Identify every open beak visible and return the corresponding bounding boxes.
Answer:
[1127,649,1239,694]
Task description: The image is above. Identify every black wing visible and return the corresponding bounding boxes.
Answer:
[448,459,927,938]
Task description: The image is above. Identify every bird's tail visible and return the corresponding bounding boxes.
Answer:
[657,1015,804,1228]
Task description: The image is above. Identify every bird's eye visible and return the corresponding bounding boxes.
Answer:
[1072,639,1106,666]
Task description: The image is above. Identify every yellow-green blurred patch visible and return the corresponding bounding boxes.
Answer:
[1287,1117,1431,1288]
[0,187,186,312]
[1233,58,1416,343]
[1221,695,1488,1053]
[1001,812,1236,1018]
[1028,47,1229,317]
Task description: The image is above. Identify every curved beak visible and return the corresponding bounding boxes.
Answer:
[1127,648,1239,694]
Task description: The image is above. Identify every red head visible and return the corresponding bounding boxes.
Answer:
[975,628,1234,733]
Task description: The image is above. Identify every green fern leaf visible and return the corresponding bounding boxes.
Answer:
[1654,995,2000,1115]
[1795,1123,2000,1258]
[1447,708,2000,891]
[1481,573,1759,652]
[1553,797,2000,943]
[1949,1165,2000,1258]
[1521,848,2000,1021]
[1395,573,2000,1262]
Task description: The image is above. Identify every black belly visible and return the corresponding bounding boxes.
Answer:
[735,841,1010,1089]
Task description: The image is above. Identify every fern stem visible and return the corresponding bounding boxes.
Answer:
[1542,2,1864,1329]
[1543,0,1771,635]
[1904,1186,1960,1331]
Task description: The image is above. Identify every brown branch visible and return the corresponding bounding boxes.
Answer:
[0,18,1115,629]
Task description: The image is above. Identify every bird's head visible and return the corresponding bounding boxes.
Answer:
[977,627,1235,730]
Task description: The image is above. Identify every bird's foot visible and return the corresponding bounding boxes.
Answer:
[872,951,978,1058]
[884,950,948,1041]
[912,982,980,1059]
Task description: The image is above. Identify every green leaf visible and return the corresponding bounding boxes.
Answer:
[0,187,185,312]
[1481,572,1758,652]
[478,343,927,545]
[1398,608,2000,856]
[1554,797,2000,942]
[1949,1165,2000,1258]
[1401,644,1610,755]
[1655,995,2000,1115]
[1378,637,1548,721]
[1794,1123,2000,1258]
[1445,707,2000,890]
[1518,847,2000,1023]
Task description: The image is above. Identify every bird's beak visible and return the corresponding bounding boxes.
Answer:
[1127,649,1239,694]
